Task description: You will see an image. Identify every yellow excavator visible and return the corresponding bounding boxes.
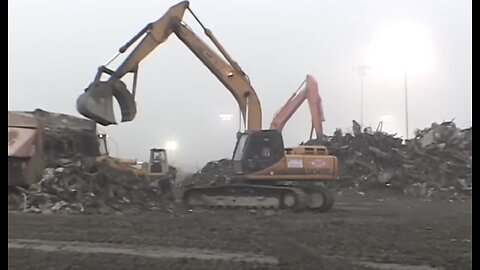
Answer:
[77,1,338,211]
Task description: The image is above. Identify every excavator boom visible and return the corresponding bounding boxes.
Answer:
[270,75,325,139]
[77,1,261,130]
[270,83,307,130]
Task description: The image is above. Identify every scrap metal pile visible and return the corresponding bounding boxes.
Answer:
[304,121,472,196]
[182,121,472,198]
[181,158,234,188]
[8,157,171,214]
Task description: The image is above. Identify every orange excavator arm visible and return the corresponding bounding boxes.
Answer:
[270,75,325,139]
[77,1,262,131]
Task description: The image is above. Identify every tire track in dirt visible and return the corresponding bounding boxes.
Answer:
[8,238,279,265]
[8,238,446,270]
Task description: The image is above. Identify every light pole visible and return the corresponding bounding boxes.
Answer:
[404,70,409,139]
[356,65,370,126]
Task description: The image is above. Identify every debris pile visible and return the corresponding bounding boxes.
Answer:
[8,157,171,214]
[181,158,234,188]
[8,109,178,214]
[304,121,472,196]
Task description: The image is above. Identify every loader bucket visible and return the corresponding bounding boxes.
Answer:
[77,80,137,126]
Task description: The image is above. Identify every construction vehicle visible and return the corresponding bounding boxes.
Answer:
[270,74,326,141]
[76,1,338,211]
[96,133,176,197]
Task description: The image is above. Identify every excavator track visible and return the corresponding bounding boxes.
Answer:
[182,184,308,211]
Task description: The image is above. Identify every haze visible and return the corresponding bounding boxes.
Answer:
[8,0,472,171]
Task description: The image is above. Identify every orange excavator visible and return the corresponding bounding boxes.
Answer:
[76,1,338,211]
[270,74,326,141]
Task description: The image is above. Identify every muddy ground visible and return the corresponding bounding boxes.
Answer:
[8,191,471,270]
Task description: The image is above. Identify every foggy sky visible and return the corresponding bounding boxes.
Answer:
[8,0,472,171]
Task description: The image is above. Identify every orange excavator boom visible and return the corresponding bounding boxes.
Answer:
[270,75,325,140]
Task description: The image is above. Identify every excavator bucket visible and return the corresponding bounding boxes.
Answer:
[77,80,137,126]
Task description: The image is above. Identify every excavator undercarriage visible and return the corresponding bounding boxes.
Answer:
[183,182,334,212]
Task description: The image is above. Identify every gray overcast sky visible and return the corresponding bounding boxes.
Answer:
[8,0,471,171]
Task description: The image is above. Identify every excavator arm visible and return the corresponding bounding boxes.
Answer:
[270,75,325,139]
[77,1,262,131]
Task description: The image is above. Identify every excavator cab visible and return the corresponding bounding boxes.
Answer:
[232,130,285,175]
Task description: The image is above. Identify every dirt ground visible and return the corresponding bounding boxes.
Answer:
[8,191,471,270]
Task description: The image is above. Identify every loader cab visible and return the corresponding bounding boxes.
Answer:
[232,130,285,175]
[149,148,169,175]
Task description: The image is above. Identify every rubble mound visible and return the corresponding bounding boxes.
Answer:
[181,159,234,188]
[304,121,472,197]
[8,157,171,214]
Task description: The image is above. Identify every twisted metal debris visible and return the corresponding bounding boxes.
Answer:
[303,121,472,196]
